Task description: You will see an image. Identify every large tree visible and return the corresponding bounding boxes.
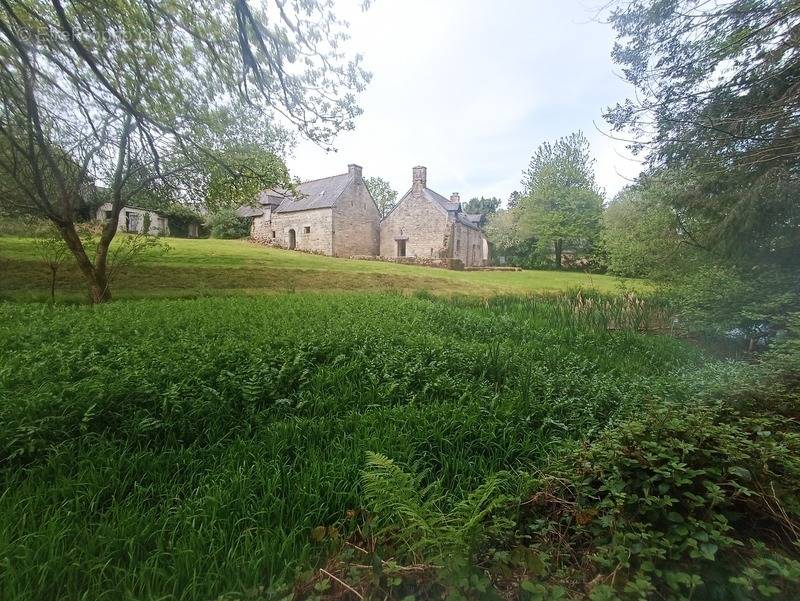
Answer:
[364,176,398,219]
[605,0,800,268]
[463,196,501,217]
[517,132,604,268]
[0,0,368,302]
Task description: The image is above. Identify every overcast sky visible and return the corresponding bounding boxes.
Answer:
[288,0,644,204]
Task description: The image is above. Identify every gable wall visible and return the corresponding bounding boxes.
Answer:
[250,207,273,242]
[379,189,449,258]
[332,178,380,256]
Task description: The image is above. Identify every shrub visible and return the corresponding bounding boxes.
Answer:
[516,400,800,599]
[207,208,250,239]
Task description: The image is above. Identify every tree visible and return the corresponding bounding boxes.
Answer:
[0,0,369,303]
[602,184,686,278]
[517,132,604,268]
[32,223,69,303]
[462,197,501,221]
[364,176,398,219]
[603,1,800,340]
[605,0,800,268]
[207,209,251,239]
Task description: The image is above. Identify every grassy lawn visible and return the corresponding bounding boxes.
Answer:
[0,293,702,600]
[0,235,640,301]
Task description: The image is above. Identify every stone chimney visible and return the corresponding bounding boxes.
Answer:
[412,166,427,190]
[450,192,460,205]
[348,164,363,181]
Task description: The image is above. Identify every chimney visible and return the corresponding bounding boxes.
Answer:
[412,166,427,190]
[348,164,363,181]
[450,192,460,205]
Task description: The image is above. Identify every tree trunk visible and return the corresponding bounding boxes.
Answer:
[57,221,112,303]
[554,238,563,269]
[49,267,56,303]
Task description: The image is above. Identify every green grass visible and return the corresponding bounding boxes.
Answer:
[0,235,642,301]
[0,292,704,600]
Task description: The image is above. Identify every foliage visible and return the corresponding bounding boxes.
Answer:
[486,132,603,269]
[601,185,686,278]
[207,209,251,239]
[665,264,800,345]
[0,0,368,301]
[200,141,293,213]
[463,197,501,219]
[603,1,800,342]
[605,0,800,267]
[0,292,703,598]
[517,131,604,268]
[157,204,203,238]
[317,339,800,601]
[365,176,399,219]
[509,396,800,600]
[31,223,69,303]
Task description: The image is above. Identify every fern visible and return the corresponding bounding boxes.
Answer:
[361,452,512,561]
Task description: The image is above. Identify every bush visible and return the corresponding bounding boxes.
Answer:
[207,208,250,239]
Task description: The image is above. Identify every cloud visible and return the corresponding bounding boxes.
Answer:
[288,0,642,203]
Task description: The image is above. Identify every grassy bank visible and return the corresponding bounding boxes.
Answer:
[0,292,699,600]
[0,236,639,301]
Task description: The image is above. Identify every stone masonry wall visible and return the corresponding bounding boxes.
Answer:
[271,208,333,255]
[379,190,449,259]
[451,222,486,267]
[332,177,380,257]
[250,207,274,242]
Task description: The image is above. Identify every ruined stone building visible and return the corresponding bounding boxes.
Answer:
[239,164,489,267]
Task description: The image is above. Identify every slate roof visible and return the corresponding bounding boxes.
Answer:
[423,188,461,212]
[237,204,266,218]
[237,173,352,217]
[455,212,481,231]
[274,173,351,213]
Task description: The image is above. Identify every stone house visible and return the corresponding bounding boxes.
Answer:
[96,203,169,236]
[238,164,380,257]
[379,166,488,267]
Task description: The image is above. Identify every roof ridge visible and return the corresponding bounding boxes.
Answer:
[296,172,349,185]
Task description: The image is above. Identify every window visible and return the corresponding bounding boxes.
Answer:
[304,226,311,234]
[104,210,113,221]
[397,239,406,257]
[271,231,276,238]
[456,239,461,253]
[125,211,139,232]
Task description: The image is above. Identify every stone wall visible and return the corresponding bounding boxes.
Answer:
[95,203,168,236]
[332,175,380,257]
[451,221,486,267]
[250,207,274,242]
[379,190,449,259]
[271,208,334,255]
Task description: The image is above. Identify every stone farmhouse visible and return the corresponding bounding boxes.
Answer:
[239,164,379,257]
[239,164,489,267]
[380,166,488,267]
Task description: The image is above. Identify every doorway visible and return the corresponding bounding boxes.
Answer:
[288,229,296,250]
[396,239,406,257]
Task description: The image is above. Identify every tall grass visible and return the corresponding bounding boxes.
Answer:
[0,292,705,600]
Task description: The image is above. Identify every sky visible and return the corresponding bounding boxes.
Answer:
[287,0,644,205]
